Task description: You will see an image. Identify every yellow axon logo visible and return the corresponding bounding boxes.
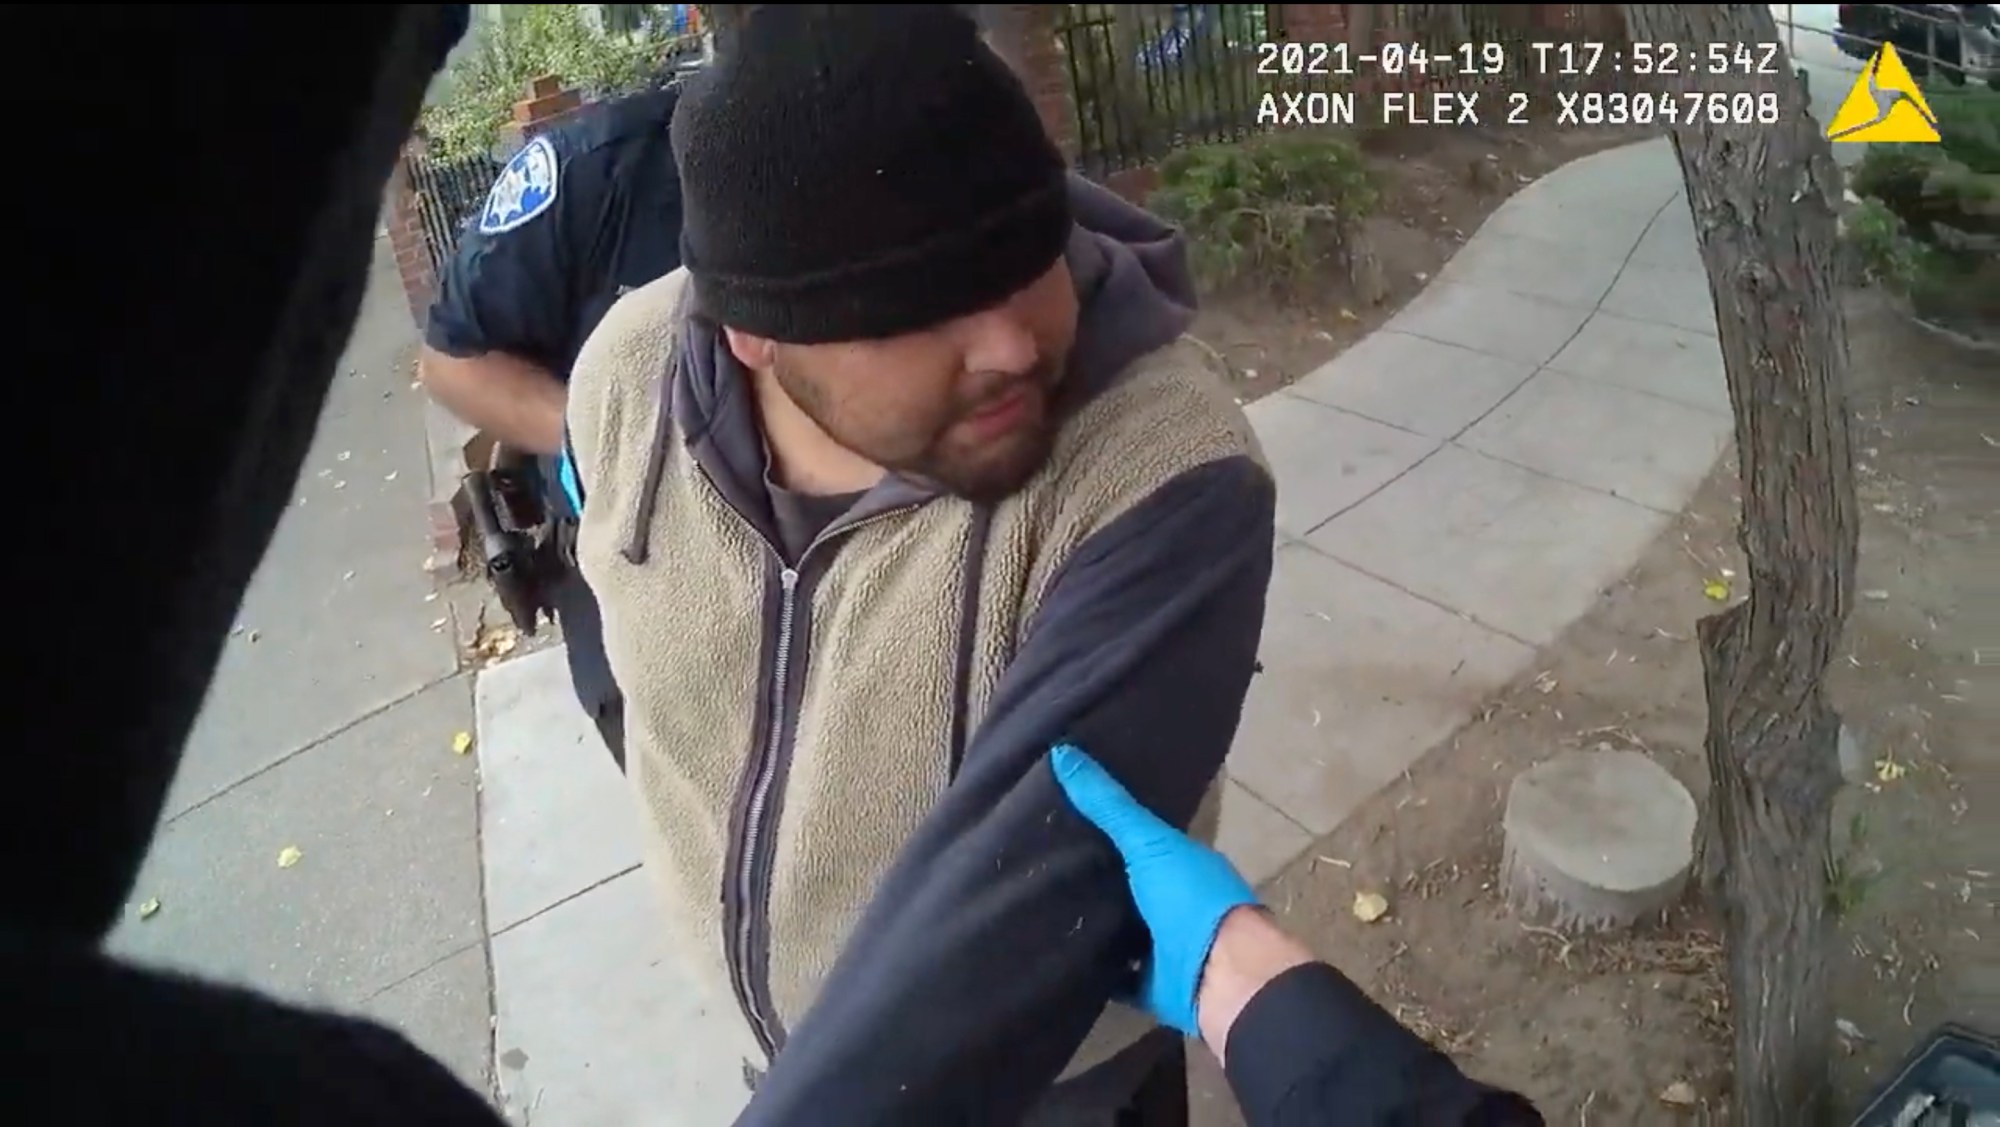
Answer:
[1827,42,1942,143]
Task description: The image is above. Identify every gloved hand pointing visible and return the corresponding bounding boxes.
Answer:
[1049,743,1260,1036]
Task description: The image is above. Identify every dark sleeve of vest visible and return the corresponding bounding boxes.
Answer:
[739,454,1275,1125]
[421,137,611,366]
[1223,962,1547,1127]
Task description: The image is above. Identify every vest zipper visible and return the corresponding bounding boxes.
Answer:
[730,563,796,1059]
[710,486,920,1063]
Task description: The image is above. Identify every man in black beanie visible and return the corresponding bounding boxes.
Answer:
[559,5,1274,1122]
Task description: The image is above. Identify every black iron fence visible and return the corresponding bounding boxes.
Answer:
[1057,4,1274,177]
[1055,4,1625,177]
[1772,2,2000,91]
[406,149,505,274]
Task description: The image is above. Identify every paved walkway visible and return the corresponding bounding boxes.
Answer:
[106,236,494,1094]
[468,135,1735,1125]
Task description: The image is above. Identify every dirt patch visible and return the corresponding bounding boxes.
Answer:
[1189,287,1998,1125]
[1193,122,1656,404]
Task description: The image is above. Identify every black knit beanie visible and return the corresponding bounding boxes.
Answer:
[670,5,1072,344]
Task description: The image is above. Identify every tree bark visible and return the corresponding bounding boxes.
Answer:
[1621,7,1860,1124]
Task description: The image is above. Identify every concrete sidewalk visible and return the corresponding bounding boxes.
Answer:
[471,135,1734,1125]
[106,237,495,1097]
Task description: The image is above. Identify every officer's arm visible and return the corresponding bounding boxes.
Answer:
[417,136,590,456]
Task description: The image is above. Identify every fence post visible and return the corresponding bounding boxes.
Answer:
[981,5,1080,163]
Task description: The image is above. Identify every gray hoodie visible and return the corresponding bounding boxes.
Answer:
[562,174,1276,1121]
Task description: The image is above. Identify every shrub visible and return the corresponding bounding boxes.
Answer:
[1149,133,1379,293]
[1847,84,2000,338]
[420,5,690,162]
[1843,197,1921,288]
[1931,85,2000,175]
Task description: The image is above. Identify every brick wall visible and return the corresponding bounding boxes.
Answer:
[499,75,588,151]
[384,152,437,330]
[981,5,1079,162]
[1277,3,1350,46]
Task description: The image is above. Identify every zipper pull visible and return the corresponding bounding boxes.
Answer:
[780,567,799,593]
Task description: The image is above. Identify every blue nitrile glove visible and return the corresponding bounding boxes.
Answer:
[1049,743,1259,1037]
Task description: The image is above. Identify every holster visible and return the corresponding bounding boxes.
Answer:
[463,446,567,635]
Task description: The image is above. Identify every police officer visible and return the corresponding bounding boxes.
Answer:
[417,72,691,771]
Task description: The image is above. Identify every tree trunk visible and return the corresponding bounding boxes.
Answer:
[1621,6,1860,1124]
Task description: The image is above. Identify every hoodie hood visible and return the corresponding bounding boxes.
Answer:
[642,173,1199,549]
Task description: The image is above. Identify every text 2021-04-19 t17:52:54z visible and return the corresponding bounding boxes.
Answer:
[1255,38,1787,79]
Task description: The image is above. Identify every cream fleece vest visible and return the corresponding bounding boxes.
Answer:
[565,270,1258,1080]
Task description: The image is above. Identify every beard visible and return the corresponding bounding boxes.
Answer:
[774,355,1068,504]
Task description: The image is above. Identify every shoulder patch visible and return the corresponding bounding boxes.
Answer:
[478,135,560,235]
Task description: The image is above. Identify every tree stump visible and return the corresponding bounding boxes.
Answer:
[1501,750,1698,932]
[1343,226,1389,305]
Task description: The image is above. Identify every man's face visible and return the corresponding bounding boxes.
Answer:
[747,260,1079,503]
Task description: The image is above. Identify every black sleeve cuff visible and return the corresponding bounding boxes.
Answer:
[1222,962,1544,1126]
[1222,962,1415,1104]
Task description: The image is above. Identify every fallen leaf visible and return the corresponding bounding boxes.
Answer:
[1337,307,1359,321]
[1659,1080,1697,1106]
[1875,756,1906,783]
[1703,579,1730,601]
[276,845,303,869]
[473,624,520,661]
[452,731,475,756]
[1351,890,1390,923]
[137,897,162,920]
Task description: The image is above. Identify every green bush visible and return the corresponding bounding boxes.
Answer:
[1844,197,1922,288]
[1847,84,2000,337]
[420,5,689,162]
[1930,85,2000,175]
[1149,133,1378,293]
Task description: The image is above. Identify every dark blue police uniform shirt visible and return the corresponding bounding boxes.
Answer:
[424,84,684,381]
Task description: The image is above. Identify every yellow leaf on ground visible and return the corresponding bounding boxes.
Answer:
[1351,890,1390,923]
[276,845,303,869]
[1659,1080,1697,1106]
[1703,579,1730,601]
[137,897,162,920]
[1875,756,1907,783]
[452,730,474,756]
[473,624,521,661]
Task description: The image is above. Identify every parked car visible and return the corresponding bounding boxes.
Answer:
[1836,4,2000,88]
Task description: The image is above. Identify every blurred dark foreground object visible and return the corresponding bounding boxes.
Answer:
[1,6,513,1123]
